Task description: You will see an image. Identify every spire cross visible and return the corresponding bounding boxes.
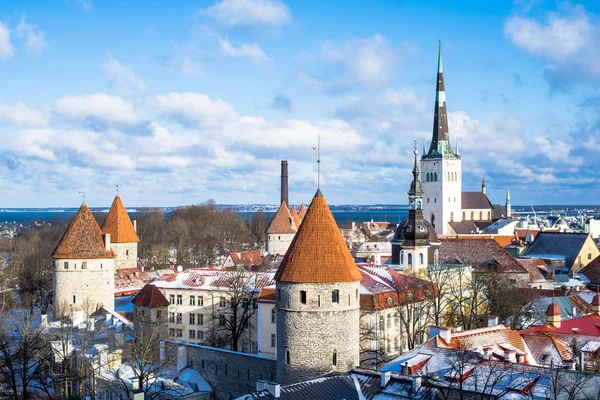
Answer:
[116,184,119,195]
[79,191,87,204]
[312,134,321,188]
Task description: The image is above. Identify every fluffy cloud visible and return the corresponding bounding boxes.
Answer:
[16,18,47,54]
[504,5,600,85]
[217,36,269,64]
[201,0,291,27]
[54,93,140,125]
[152,92,236,127]
[0,22,14,60]
[0,101,47,127]
[101,55,146,94]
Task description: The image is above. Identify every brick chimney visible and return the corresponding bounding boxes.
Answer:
[487,315,499,327]
[281,160,288,206]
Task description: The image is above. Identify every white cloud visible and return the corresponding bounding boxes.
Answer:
[0,22,14,60]
[504,6,600,83]
[101,55,146,94]
[202,0,291,27]
[54,93,140,125]
[217,36,269,64]
[384,89,426,111]
[0,102,47,127]
[152,92,236,127]
[16,18,47,54]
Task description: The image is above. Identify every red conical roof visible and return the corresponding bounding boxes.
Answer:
[290,205,301,231]
[546,301,561,316]
[299,203,306,220]
[266,201,296,234]
[132,284,170,307]
[275,189,361,283]
[101,195,139,243]
[52,204,115,259]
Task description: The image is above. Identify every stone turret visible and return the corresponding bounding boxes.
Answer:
[546,301,561,328]
[101,195,139,270]
[52,203,115,318]
[132,284,170,347]
[275,189,361,385]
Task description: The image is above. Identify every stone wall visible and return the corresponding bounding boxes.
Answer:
[110,242,137,270]
[276,281,360,385]
[265,233,295,256]
[167,341,276,400]
[52,257,115,317]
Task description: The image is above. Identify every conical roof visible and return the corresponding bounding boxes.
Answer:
[266,201,296,234]
[52,204,115,259]
[132,284,170,307]
[290,206,301,231]
[101,195,139,243]
[275,189,361,283]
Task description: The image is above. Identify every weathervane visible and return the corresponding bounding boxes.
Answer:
[116,184,119,195]
[312,133,321,188]
[79,191,87,204]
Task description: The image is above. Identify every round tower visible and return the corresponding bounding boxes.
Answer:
[546,301,561,328]
[101,195,139,270]
[132,284,170,348]
[275,189,361,385]
[52,203,115,318]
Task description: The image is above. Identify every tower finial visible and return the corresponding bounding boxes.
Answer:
[312,134,321,189]
[79,191,87,204]
[116,184,119,195]
[438,39,443,74]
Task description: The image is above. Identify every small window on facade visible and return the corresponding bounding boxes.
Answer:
[271,308,276,323]
[189,313,196,325]
[479,211,483,220]
[156,310,162,319]
[169,312,175,323]
[408,254,413,265]
[64,262,69,269]
[126,250,129,256]
[286,350,290,364]
[176,295,182,305]
[72,295,76,304]
[189,330,196,339]
[356,289,359,300]
[589,253,592,260]
[176,329,182,337]
[219,297,226,307]
[300,290,307,304]
[332,290,340,303]
[169,295,175,305]
[348,293,351,305]
[271,334,276,347]
[462,212,465,221]
[278,236,281,240]
[199,296,204,306]
[471,212,474,220]
[434,249,439,265]
[81,262,87,269]
[332,351,337,366]
[190,296,195,306]
[318,295,321,307]
[219,315,226,326]
[176,313,182,324]
[419,253,424,264]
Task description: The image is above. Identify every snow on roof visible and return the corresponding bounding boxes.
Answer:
[152,268,275,292]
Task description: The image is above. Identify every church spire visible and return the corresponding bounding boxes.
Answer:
[424,40,458,160]
[506,188,512,217]
[408,140,424,207]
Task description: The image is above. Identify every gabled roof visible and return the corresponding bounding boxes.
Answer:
[226,251,263,267]
[525,232,591,269]
[439,238,527,274]
[580,256,600,283]
[275,189,362,283]
[52,204,115,259]
[132,284,170,307]
[461,191,492,210]
[448,220,491,234]
[522,313,600,336]
[516,258,547,282]
[101,195,139,243]
[266,201,296,234]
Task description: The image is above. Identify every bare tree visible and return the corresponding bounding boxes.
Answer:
[358,310,390,368]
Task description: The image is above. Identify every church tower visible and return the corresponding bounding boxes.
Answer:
[52,203,115,317]
[275,189,361,385]
[392,143,439,270]
[101,195,139,270]
[421,41,462,235]
[505,189,512,217]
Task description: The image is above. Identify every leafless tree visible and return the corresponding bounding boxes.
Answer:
[358,310,390,368]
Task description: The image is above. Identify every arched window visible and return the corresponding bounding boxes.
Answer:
[434,249,439,265]
[417,201,422,210]
[462,212,465,221]
[431,214,435,228]
[426,172,430,182]
[332,351,337,366]
[434,172,437,181]
[479,212,482,220]
[408,253,413,265]
[400,250,404,264]
[454,172,458,181]
[471,212,474,220]
[488,211,491,220]
[419,253,424,264]
[450,212,454,222]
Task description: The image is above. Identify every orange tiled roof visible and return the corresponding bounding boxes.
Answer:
[299,203,306,220]
[132,284,170,307]
[258,288,276,303]
[101,195,139,243]
[275,189,362,283]
[290,206,301,231]
[52,204,115,259]
[266,201,296,234]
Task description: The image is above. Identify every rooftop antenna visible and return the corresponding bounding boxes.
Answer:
[312,133,321,188]
[79,191,87,204]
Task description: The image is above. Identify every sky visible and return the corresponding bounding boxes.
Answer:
[1,0,600,207]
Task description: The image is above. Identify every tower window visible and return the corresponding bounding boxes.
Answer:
[72,295,76,304]
[479,212,483,220]
[427,198,430,203]
[300,290,307,304]
[348,293,351,305]
[434,198,436,203]
[271,308,276,323]
[333,351,338,366]
[318,295,321,307]
[126,250,129,256]
[81,262,87,269]
[419,253,424,265]
[286,350,290,364]
[462,212,465,221]
[64,262,69,269]
[332,290,340,303]
[434,172,437,181]
[471,212,474,220]
[408,254,413,265]
[400,250,404,264]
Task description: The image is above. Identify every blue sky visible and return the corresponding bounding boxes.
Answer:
[1,0,600,207]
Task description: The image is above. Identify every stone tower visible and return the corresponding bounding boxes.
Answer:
[132,284,170,347]
[392,142,440,270]
[101,195,139,270]
[52,203,115,318]
[275,189,362,385]
[421,41,462,235]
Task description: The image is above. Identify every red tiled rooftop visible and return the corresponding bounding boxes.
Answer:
[101,195,139,243]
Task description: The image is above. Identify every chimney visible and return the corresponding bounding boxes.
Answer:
[177,346,187,372]
[483,346,493,360]
[579,351,585,372]
[453,326,462,333]
[438,326,451,343]
[504,349,516,363]
[281,160,289,206]
[133,220,137,233]
[104,233,111,251]
[266,382,280,398]
[256,380,268,391]
[487,315,499,327]
[380,371,391,387]
[412,376,422,392]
